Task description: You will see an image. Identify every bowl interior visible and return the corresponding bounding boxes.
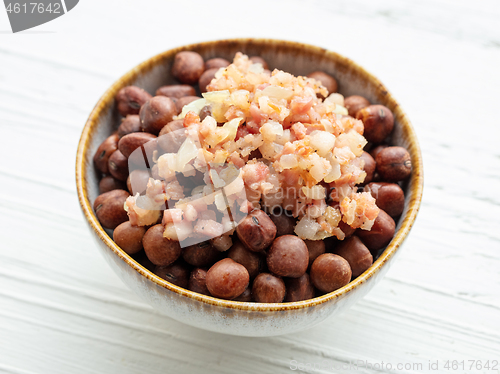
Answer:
[76,38,423,311]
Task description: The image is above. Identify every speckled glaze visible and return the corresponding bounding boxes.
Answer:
[76,39,423,337]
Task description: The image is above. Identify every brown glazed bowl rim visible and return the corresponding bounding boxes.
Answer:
[76,38,423,312]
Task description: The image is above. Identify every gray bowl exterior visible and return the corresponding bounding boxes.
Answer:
[87,226,396,336]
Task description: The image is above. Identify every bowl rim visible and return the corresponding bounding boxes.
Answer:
[76,38,423,312]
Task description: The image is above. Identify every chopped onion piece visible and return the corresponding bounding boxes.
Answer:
[202,90,230,103]
[301,185,326,200]
[185,204,198,221]
[249,63,264,74]
[210,169,226,188]
[324,206,342,227]
[309,130,336,157]
[223,172,244,196]
[312,230,333,240]
[341,197,357,226]
[324,158,341,183]
[294,216,322,240]
[163,221,192,241]
[324,93,345,106]
[333,105,348,116]
[230,90,251,110]
[307,154,331,182]
[176,137,198,171]
[156,153,177,179]
[320,119,334,133]
[261,85,294,100]
[219,164,240,183]
[280,154,298,169]
[214,191,228,211]
[259,141,283,160]
[222,117,243,141]
[260,121,284,142]
[176,98,207,119]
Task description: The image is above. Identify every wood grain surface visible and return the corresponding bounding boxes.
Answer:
[0,0,499,373]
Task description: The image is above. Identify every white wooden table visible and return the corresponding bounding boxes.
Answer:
[1,1,499,373]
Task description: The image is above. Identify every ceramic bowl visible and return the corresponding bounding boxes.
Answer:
[76,38,423,337]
